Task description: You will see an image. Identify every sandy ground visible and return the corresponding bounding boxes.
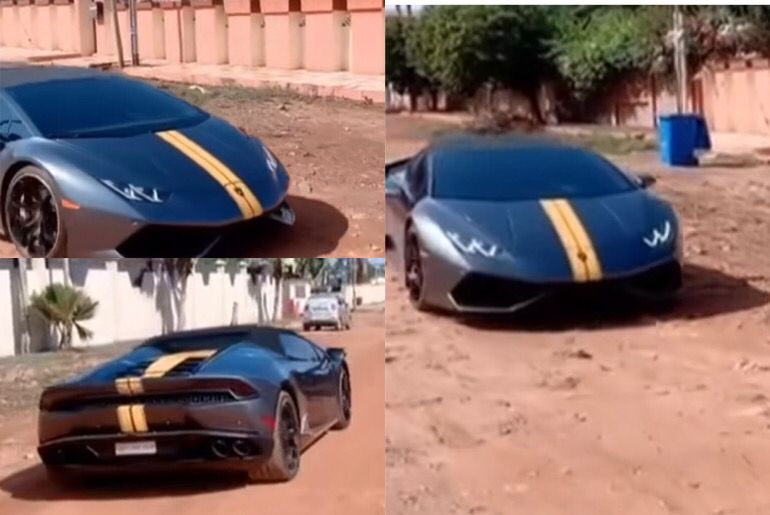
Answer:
[0,309,385,515]
[0,82,384,258]
[385,114,770,515]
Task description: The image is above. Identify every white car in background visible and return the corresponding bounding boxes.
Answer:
[302,293,352,331]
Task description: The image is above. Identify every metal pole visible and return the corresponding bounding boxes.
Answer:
[129,0,139,66]
[110,0,125,68]
[673,6,687,114]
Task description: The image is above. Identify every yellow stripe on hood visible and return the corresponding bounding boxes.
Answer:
[156,130,263,218]
[540,199,603,282]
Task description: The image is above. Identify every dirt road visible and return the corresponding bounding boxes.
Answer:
[0,309,385,515]
[386,114,770,514]
[0,83,384,258]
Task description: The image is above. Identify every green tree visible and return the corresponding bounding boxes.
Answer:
[29,283,99,349]
[405,5,552,115]
[547,7,669,102]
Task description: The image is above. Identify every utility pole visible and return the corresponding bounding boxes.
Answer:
[110,0,125,68]
[128,0,139,66]
[350,258,357,311]
[673,6,688,114]
[16,259,31,355]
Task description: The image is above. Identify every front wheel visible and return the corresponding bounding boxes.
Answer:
[332,369,351,430]
[248,391,301,482]
[4,166,67,257]
[404,228,429,311]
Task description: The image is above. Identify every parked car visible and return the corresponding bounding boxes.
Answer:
[37,325,351,482]
[386,135,683,313]
[0,66,294,257]
[302,293,352,331]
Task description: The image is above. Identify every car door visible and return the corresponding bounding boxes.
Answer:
[279,333,336,430]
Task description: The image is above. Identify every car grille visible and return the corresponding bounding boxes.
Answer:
[451,273,544,310]
[117,225,221,257]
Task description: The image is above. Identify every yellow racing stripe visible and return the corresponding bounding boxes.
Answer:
[130,405,149,433]
[115,377,145,395]
[540,199,589,282]
[156,130,263,218]
[142,350,217,379]
[117,405,135,432]
[552,199,603,281]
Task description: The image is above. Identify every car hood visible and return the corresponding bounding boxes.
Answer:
[53,117,289,219]
[432,189,678,281]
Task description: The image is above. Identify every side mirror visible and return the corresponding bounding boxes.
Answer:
[638,174,656,188]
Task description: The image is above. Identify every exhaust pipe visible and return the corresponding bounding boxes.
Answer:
[211,439,230,458]
[232,439,253,458]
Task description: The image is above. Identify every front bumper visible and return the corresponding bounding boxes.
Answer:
[38,429,273,471]
[64,200,294,257]
[428,258,683,314]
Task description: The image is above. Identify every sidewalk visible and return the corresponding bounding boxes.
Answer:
[0,47,385,104]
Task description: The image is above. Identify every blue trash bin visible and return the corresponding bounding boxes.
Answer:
[658,114,711,166]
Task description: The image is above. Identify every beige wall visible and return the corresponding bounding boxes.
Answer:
[0,0,384,75]
[0,260,385,358]
[0,259,280,357]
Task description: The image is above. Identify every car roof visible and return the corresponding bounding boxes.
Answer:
[138,325,304,354]
[429,134,575,155]
[0,65,111,88]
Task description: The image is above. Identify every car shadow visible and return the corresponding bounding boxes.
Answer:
[208,194,348,257]
[0,463,251,501]
[454,263,770,332]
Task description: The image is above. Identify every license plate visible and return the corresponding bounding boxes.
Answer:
[115,441,157,456]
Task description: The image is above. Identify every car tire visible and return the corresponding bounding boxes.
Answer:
[302,324,310,331]
[4,166,67,257]
[404,227,429,311]
[332,368,351,430]
[248,391,301,483]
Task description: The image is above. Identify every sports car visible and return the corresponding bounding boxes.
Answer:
[0,66,294,257]
[385,136,683,313]
[37,325,351,482]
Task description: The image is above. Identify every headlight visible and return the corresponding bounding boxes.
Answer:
[263,144,279,176]
[101,180,170,203]
[445,230,500,258]
[642,220,673,248]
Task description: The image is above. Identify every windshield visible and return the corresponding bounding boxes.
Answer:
[432,146,636,201]
[6,76,208,138]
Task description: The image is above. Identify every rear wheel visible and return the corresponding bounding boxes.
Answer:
[248,391,301,482]
[4,167,67,257]
[404,228,428,311]
[332,369,352,430]
[302,324,310,331]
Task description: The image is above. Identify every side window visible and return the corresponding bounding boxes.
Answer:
[0,97,31,142]
[280,334,320,361]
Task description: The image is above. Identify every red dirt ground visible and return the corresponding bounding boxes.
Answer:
[386,114,770,515]
[0,309,385,515]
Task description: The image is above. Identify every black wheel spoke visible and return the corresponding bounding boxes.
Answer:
[6,176,59,257]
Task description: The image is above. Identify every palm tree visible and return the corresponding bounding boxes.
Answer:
[29,283,99,349]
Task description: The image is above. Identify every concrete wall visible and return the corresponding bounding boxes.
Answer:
[0,259,281,357]
[0,259,385,358]
[591,59,770,136]
[0,0,384,75]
